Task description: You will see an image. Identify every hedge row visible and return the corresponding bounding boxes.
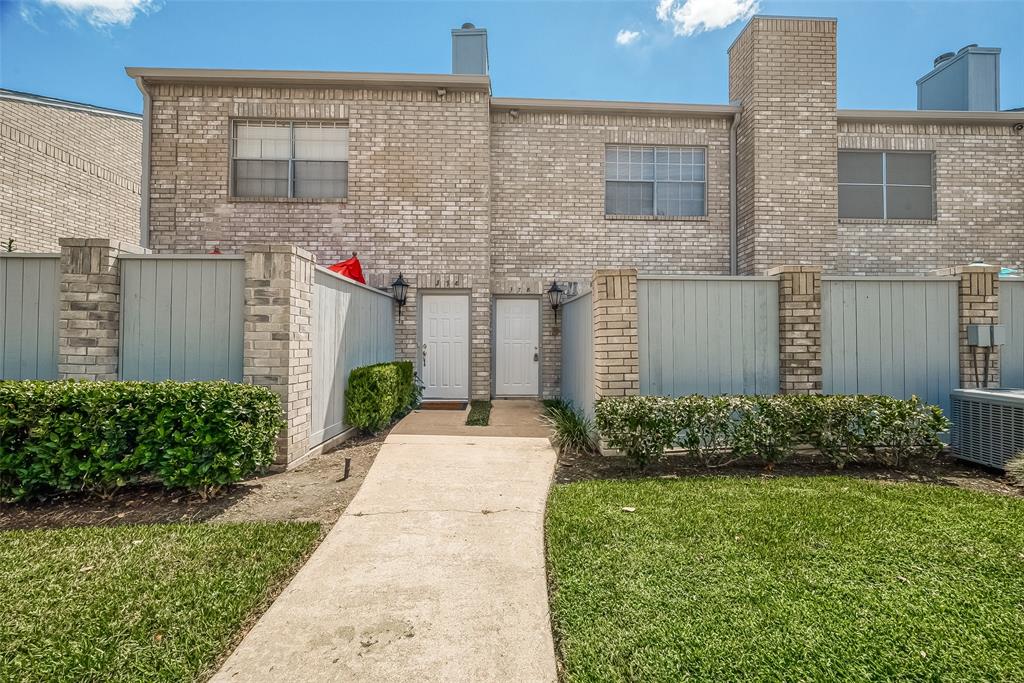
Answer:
[344,361,417,433]
[594,394,950,470]
[0,380,283,501]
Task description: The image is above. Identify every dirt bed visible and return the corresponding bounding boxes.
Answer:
[0,433,384,531]
[555,449,1022,498]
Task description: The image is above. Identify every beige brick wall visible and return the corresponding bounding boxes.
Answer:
[145,82,493,399]
[729,17,839,274]
[933,264,1002,389]
[837,121,1024,274]
[591,269,640,398]
[0,98,142,252]
[768,265,823,394]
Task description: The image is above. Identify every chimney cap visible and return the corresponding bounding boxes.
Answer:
[958,43,979,55]
[461,22,475,29]
[934,51,955,67]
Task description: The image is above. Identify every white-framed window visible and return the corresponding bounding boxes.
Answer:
[605,145,706,217]
[231,120,349,199]
[839,151,933,220]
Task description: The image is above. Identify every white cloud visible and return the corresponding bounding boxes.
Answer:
[656,0,759,37]
[39,0,157,27]
[615,29,641,46]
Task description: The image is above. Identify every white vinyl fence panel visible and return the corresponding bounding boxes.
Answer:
[120,255,245,381]
[310,267,395,447]
[1002,278,1024,388]
[0,254,59,380]
[822,278,958,415]
[560,291,594,417]
[638,277,779,396]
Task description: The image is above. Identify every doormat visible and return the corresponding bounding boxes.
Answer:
[419,401,469,411]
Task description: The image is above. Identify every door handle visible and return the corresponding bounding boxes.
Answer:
[534,346,539,362]
[422,343,428,367]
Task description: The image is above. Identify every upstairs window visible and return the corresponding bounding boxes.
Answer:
[605,145,706,217]
[232,121,349,199]
[839,151,933,220]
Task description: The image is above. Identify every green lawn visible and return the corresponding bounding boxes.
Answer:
[546,477,1024,682]
[0,522,320,682]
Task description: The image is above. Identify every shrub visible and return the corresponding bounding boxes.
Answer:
[594,393,950,471]
[466,400,492,426]
[0,380,282,501]
[542,399,599,456]
[344,361,415,434]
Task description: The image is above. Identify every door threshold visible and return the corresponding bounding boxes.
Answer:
[419,400,469,411]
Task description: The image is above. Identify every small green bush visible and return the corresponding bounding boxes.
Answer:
[344,361,416,434]
[542,399,599,456]
[594,393,951,471]
[0,380,283,501]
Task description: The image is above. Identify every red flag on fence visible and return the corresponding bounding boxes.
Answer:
[328,253,365,284]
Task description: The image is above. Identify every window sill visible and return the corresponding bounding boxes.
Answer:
[839,217,937,225]
[604,214,709,222]
[228,196,348,204]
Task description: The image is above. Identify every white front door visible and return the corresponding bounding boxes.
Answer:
[421,294,469,400]
[495,298,540,396]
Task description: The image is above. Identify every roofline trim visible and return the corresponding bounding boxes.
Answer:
[490,97,740,116]
[838,108,1024,124]
[0,88,141,120]
[124,67,491,90]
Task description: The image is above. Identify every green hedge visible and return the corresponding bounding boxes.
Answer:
[0,380,283,501]
[344,361,416,433]
[594,394,950,470]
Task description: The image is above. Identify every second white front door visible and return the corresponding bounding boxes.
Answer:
[421,294,469,400]
[495,298,540,396]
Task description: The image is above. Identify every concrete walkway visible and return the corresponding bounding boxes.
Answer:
[212,412,558,682]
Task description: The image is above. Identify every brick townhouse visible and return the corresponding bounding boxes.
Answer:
[0,89,142,252]
[125,15,1024,402]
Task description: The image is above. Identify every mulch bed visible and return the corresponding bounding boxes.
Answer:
[0,431,386,531]
[555,448,1022,498]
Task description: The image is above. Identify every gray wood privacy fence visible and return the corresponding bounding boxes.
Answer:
[822,277,959,415]
[1002,278,1024,388]
[560,292,594,417]
[0,254,59,380]
[638,277,780,396]
[310,267,395,447]
[119,255,245,381]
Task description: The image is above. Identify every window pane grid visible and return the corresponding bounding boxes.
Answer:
[838,151,932,220]
[605,145,706,216]
[232,120,348,198]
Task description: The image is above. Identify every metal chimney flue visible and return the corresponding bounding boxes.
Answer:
[452,23,488,76]
[917,44,1001,111]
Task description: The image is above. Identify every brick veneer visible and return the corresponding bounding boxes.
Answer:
[932,264,1001,389]
[58,238,148,380]
[591,269,640,398]
[768,265,823,394]
[1,99,142,252]
[243,244,315,465]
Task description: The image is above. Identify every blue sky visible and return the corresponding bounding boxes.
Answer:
[1,0,1021,114]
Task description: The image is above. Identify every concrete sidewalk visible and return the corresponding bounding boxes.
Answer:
[212,431,558,682]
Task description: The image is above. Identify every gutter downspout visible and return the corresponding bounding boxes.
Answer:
[132,76,151,249]
[728,108,741,275]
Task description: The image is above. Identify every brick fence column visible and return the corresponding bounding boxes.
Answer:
[58,238,148,380]
[932,263,1001,389]
[243,245,315,466]
[767,265,823,394]
[591,268,640,399]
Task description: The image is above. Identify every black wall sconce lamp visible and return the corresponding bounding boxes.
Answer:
[547,280,565,317]
[391,273,409,320]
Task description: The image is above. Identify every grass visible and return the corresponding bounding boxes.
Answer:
[0,522,320,682]
[465,400,492,426]
[546,477,1024,682]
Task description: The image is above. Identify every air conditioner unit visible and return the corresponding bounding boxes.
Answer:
[950,388,1024,470]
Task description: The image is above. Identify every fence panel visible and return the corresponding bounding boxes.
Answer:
[822,277,958,414]
[638,277,779,396]
[310,267,395,447]
[1002,279,1024,388]
[120,255,244,381]
[560,292,594,417]
[0,254,59,380]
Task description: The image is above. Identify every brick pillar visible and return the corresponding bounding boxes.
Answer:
[768,265,823,394]
[58,238,148,380]
[932,264,1001,389]
[591,269,639,399]
[243,245,315,466]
